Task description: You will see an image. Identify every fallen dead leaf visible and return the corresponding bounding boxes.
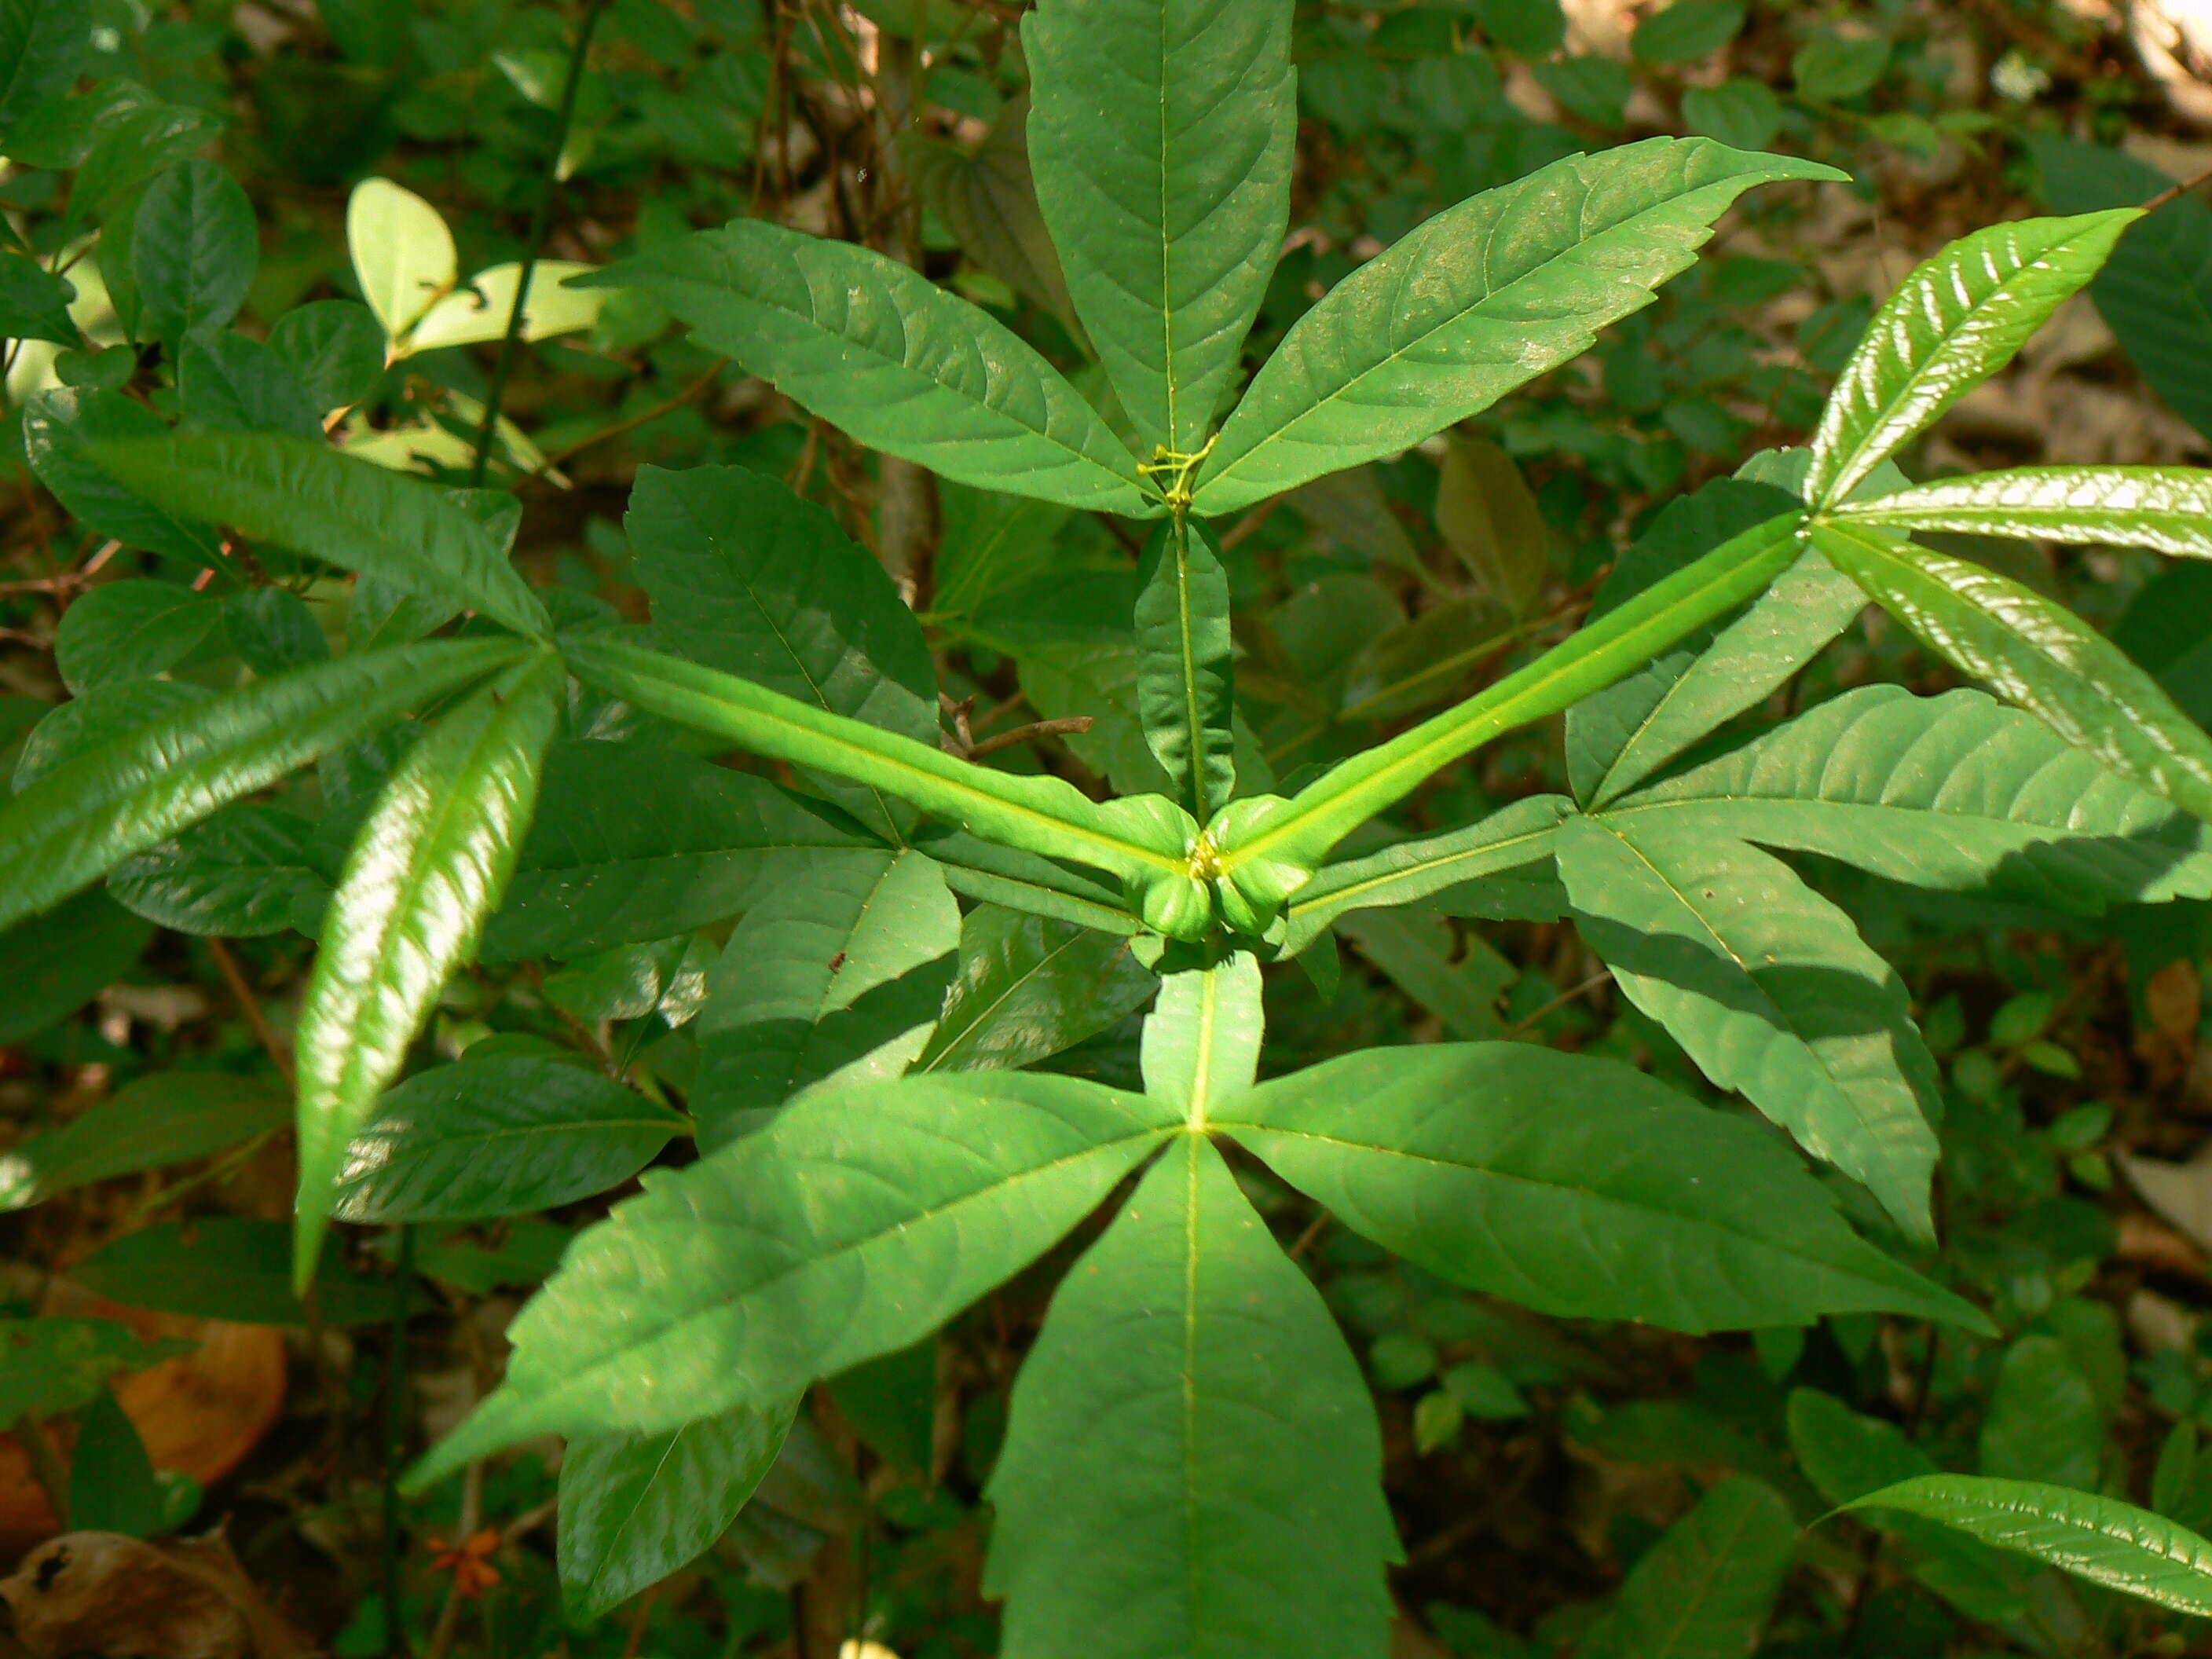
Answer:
[2150,961,2203,1046]
[0,1531,314,1659]
[2120,1146,2212,1257]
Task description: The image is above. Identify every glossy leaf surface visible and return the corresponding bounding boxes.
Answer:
[1139,950,1263,1120]
[0,636,529,933]
[410,1072,1181,1483]
[1840,465,2212,560]
[1804,212,2137,505]
[986,1137,1397,1659]
[1814,522,2212,829]
[1023,0,1295,456]
[589,221,1152,513]
[1194,140,1843,514]
[1557,815,1940,1237]
[1844,1476,2212,1617]
[293,653,563,1280]
[54,579,222,693]
[1218,1044,1987,1332]
[331,1055,687,1222]
[90,433,551,639]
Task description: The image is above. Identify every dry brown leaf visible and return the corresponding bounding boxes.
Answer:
[0,1531,314,1659]
[2149,961,2203,1045]
[2120,1145,2212,1257]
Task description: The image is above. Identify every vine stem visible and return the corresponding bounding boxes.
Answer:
[382,1225,417,1658]
[467,0,612,486]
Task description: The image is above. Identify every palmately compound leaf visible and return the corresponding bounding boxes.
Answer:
[584,221,1153,515]
[1843,1476,2212,1617]
[1605,683,2212,913]
[1192,139,1844,515]
[0,636,532,934]
[1814,522,2212,830]
[1802,211,2139,507]
[559,1398,797,1628]
[625,462,939,840]
[1281,794,1572,952]
[1556,815,1940,1239]
[1023,0,1295,459]
[89,433,551,640]
[1580,1477,1797,1659]
[293,652,564,1283]
[331,1054,687,1223]
[559,635,1202,931]
[406,1072,1182,1488]
[1207,507,1808,906]
[1838,465,2212,561]
[1215,1043,1988,1334]
[985,1136,1398,1659]
[1133,517,1237,819]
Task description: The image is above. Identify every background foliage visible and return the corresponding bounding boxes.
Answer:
[9,0,2212,1656]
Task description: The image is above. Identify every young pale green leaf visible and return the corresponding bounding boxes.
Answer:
[1281,795,1571,953]
[1209,508,1808,908]
[1803,212,2139,507]
[0,1071,289,1213]
[1839,466,2212,560]
[559,635,1198,917]
[1133,517,1237,820]
[1023,0,1294,457]
[914,905,1158,1075]
[1215,1044,1988,1333]
[690,848,960,1148]
[133,159,256,343]
[331,1055,687,1223]
[89,434,551,640]
[626,463,938,840]
[1580,1477,1796,1659]
[1139,950,1262,1122]
[293,653,564,1283]
[407,1072,1181,1485]
[1557,815,1940,1239]
[559,1399,798,1627]
[404,260,602,355]
[985,1137,1397,1659]
[483,739,878,961]
[1193,140,1844,515]
[1813,522,2212,829]
[0,635,531,934]
[586,221,1152,514]
[1842,1476,2212,1617]
[1566,476,1856,808]
[347,176,456,341]
[1608,684,2212,913]
[54,579,224,694]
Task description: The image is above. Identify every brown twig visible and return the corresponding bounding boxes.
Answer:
[2143,163,2212,215]
[208,938,294,1085]
[966,716,1094,760]
[1504,969,1613,1038]
[526,359,727,479]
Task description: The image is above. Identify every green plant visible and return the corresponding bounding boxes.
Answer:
[14,0,2212,1650]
